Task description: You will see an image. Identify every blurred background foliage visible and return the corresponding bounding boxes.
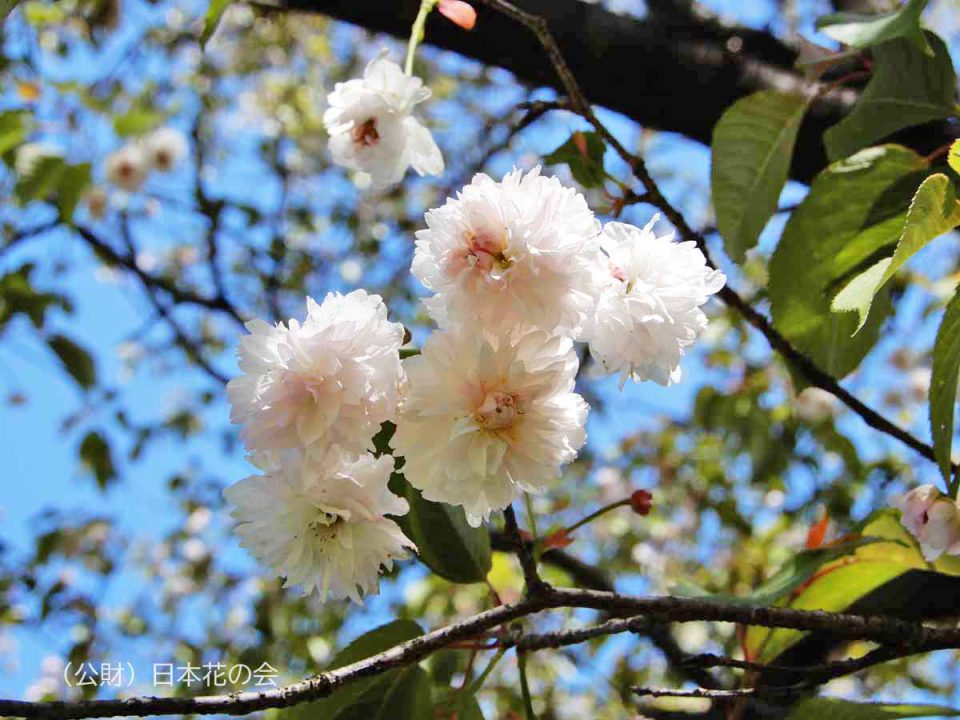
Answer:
[3,0,960,717]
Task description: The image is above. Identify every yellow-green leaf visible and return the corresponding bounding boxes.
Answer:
[931,289,960,484]
[816,0,932,55]
[832,173,960,330]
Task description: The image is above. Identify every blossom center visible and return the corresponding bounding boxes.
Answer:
[466,229,510,272]
[351,118,380,147]
[308,510,343,545]
[475,390,524,430]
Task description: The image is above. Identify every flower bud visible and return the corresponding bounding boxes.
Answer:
[438,0,476,30]
[629,489,653,516]
[895,484,960,561]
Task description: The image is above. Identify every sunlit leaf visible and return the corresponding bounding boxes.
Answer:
[544,131,607,189]
[201,0,235,47]
[816,0,931,54]
[831,173,960,331]
[825,33,956,161]
[711,90,809,262]
[769,145,928,379]
[931,289,960,484]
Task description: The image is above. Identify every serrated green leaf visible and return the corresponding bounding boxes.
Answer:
[711,91,809,262]
[770,145,928,379]
[816,0,931,54]
[79,430,116,490]
[544,131,607,189]
[832,173,960,330]
[48,334,96,389]
[390,473,492,584]
[931,289,960,485]
[825,33,956,161]
[201,0,235,47]
[949,140,960,175]
[279,620,424,720]
[786,698,960,720]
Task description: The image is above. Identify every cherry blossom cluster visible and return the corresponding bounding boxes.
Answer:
[105,127,188,193]
[224,56,727,602]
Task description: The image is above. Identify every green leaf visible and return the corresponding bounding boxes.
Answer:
[832,173,960,330]
[711,91,809,262]
[816,0,931,54]
[786,699,960,720]
[201,0,235,47]
[78,431,116,490]
[390,473,492,584]
[15,153,66,206]
[825,33,956,161]
[112,108,164,138]
[57,162,92,223]
[437,694,485,720]
[931,289,960,485]
[544,131,607,189]
[949,139,960,175]
[0,110,29,156]
[281,620,424,720]
[769,145,928,379]
[374,666,433,720]
[677,537,887,607]
[48,334,96,389]
[747,512,926,662]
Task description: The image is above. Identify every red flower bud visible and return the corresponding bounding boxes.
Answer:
[438,0,477,30]
[629,489,653,516]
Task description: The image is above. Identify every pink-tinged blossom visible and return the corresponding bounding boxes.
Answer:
[413,167,603,339]
[227,290,404,454]
[323,52,442,188]
[225,447,414,603]
[895,484,960,561]
[393,328,588,526]
[586,217,725,386]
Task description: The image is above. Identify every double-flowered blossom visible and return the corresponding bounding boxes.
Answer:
[896,484,960,561]
[224,446,415,603]
[412,167,603,338]
[324,52,443,188]
[393,328,588,526]
[585,218,726,386]
[227,290,404,455]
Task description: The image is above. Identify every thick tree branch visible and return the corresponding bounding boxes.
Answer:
[273,0,956,185]
[4,587,960,719]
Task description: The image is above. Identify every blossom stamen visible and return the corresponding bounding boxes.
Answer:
[475,390,524,430]
[351,118,380,147]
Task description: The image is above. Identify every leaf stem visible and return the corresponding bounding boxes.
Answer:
[405,0,437,76]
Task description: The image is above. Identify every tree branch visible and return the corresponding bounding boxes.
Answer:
[271,0,956,185]
[4,587,959,719]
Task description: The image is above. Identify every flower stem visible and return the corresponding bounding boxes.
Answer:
[517,650,537,720]
[524,492,539,540]
[404,0,437,76]
[564,498,630,536]
[465,646,506,695]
